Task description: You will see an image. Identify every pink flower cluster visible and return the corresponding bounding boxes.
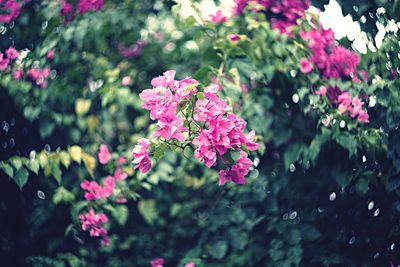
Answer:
[0,47,19,71]
[59,0,104,22]
[0,0,21,23]
[79,208,109,245]
[300,25,360,79]
[150,258,195,267]
[27,67,50,88]
[77,0,104,14]
[136,70,259,185]
[209,10,227,24]
[139,70,198,142]
[337,92,369,123]
[132,138,152,174]
[118,40,147,58]
[98,144,111,164]
[81,175,115,201]
[233,0,310,35]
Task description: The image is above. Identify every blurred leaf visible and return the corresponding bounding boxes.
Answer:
[138,199,158,225]
[13,167,29,190]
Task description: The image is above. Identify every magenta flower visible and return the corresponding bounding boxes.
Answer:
[118,156,126,164]
[132,138,152,174]
[77,0,104,14]
[209,10,227,24]
[315,86,327,96]
[98,144,111,164]
[0,0,22,23]
[300,58,313,74]
[0,53,10,71]
[47,50,55,59]
[5,47,18,59]
[27,67,51,88]
[337,91,369,124]
[60,1,74,22]
[81,176,115,201]
[79,208,109,245]
[184,263,196,267]
[114,167,128,181]
[228,34,240,42]
[218,151,253,186]
[13,68,24,80]
[150,258,164,267]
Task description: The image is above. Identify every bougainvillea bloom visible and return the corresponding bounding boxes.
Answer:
[47,50,55,59]
[300,58,313,74]
[27,67,51,88]
[218,151,253,185]
[77,0,104,14]
[60,1,74,22]
[0,53,10,71]
[13,68,24,80]
[132,138,152,173]
[118,40,147,58]
[114,167,128,181]
[0,0,21,23]
[79,208,109,245]
[301,24,360,79]
[150,258,164,267]
[121,76,132,86]
[81,176,115,201]
[337,92,369,123]
[5,47,18,59]
[138,71,258,185]
[98,144,111,164]
[315,86,327,96]
[209,10,227,24]
[184,263,196,267]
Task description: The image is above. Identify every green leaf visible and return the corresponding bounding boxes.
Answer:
[26,160,40,175]
[209,240,228,259]
[0,162,14,177]
[335,132,357,157]
[114,205,129,226]
[153,142,168,161]
[51,162,62,185]
[138,199,158,225]
[11,157,23,170]
[230,150,241,162]
[355,178,370,195]
[284,143,305,170]
[13,167,29,190]
[53,187,75,204]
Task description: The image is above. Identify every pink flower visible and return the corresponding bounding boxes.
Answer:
[0,53,10,71]
[315,86,327,96]
[5,47,18,59]
[13,68,24,80]
[79,208,109,245]
[218,151,253,186]
[132,138,152,173]
[115,197,128,203]
[0,0,22,23]
[77,0,104,14]
[337,91,369,123]
[118,156,126,164]
[121,76,132,86]
[184,263,196,267]
[118,40,147,58]
[114,167,128,181]
[47,50,55,59]
[150,258,164,267]
[60,1,74,22]
[228,34,240,42]
[357,110,369,123]
[81,176,115,201]
[209,10,227,24]
[98,144,111,164]
[300,58,313,74]
[27,67,51,88]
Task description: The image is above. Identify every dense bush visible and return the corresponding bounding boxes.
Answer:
[0,0,399,266]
